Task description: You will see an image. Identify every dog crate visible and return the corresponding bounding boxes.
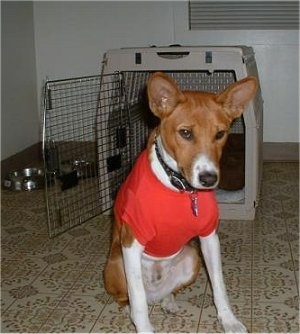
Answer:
[99,46,264,220]
[43,46,263,237]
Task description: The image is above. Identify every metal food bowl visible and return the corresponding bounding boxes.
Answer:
[60,159,96,179]
[72,159,96,178]
[3,168,44,191]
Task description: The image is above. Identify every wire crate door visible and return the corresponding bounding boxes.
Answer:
[97,73,133,212]
[43,75,104,237]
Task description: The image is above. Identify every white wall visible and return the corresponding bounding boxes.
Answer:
[1,1,38,160]
[2,1,299,160]
[33,1,174,102]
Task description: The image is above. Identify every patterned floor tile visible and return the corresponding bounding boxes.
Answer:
[197,321,224,333]
[31,258,90,295]
[291,240,299,264]
[223,264,252,287]
[0,290,16,313]
[253,238,293,266]
[151,300,201,333]
[221,243,253,264]
[69,256,108,297]
[1,162,299,333]
[63,226,110,260]
[256,198,284,218]
[8,284,39,299]
[91,299,136,333]
[39,293,106,333]
[253,286,299,306]
[253,215,287,237]
[1,293,62,333]
[1,232,71,258]
[1,256,47,290]
[175,270,208,304]
[252,302,299,333]
[253,265,297,289]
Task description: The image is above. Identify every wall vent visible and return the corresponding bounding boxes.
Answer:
[189,1,299,30]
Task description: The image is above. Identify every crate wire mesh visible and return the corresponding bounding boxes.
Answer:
[97,72,132,212]
[97,72,153,212]
[43,75,103,237]
[43,72,151,237]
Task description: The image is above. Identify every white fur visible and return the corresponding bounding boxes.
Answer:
[191,154,219,189]
[123,138,247,333]
[122,240,154,333]
[152,137,219,190]
[149,136,179,191]
[200,233,247,333]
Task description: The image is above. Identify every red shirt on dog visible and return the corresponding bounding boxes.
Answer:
[115,150,219,257]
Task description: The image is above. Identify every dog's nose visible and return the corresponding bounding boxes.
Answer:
[199,172,218,188]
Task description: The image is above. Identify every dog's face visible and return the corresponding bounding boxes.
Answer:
[147,72,257,189]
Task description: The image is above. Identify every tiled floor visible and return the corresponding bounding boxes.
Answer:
[1,162,299,333]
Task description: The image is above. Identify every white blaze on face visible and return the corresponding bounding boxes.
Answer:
[191,154,219,189]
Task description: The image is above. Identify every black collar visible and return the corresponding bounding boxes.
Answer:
[154,139,198,193]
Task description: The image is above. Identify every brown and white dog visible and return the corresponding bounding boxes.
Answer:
[104,72,257,333]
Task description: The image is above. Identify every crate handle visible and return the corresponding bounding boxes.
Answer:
[156,51,190,59]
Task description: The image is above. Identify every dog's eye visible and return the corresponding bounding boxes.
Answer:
[179,129,193,140]
[215,130,226,140]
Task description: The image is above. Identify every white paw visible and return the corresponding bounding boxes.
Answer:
[219,313,248,333]
[132,312,154,333]
[161,294,179,314]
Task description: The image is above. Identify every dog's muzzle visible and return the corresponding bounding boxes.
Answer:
[192,154,219,189]
[199,171,218,188]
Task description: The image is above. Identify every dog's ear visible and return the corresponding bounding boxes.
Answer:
[147,72,186,118]
[217,76,258,120]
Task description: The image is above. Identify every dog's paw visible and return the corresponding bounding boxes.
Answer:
[219,313,247,333]
[161,294,179,314]
[222,321,247,333]
[131,312,154,333]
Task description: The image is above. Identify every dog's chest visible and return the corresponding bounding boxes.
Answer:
[115,150,219,257]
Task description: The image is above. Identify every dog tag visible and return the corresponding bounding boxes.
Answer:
[190,193,199,217]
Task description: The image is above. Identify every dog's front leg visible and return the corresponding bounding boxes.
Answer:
[200,232,247,333]
[122,239,154,333]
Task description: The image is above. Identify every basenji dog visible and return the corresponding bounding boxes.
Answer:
[104,72,257,333]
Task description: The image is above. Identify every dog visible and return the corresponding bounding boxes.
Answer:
[104,72,257,333]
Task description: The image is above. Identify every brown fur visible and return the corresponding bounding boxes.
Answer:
[103,216,129,306]
[103,72,257,308]
[147,73,257,185]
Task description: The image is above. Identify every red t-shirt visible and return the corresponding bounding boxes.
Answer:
[115,149,219,257]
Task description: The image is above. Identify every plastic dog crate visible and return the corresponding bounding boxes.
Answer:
[99,46,264,220]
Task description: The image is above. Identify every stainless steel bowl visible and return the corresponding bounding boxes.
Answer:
[72,160,95,178]
[3,168,44,191]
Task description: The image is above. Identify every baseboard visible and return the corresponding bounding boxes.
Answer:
[1,142,43,180]
[263,142,299,162]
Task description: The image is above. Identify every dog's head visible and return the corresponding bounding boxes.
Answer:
[147,72,257,189]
